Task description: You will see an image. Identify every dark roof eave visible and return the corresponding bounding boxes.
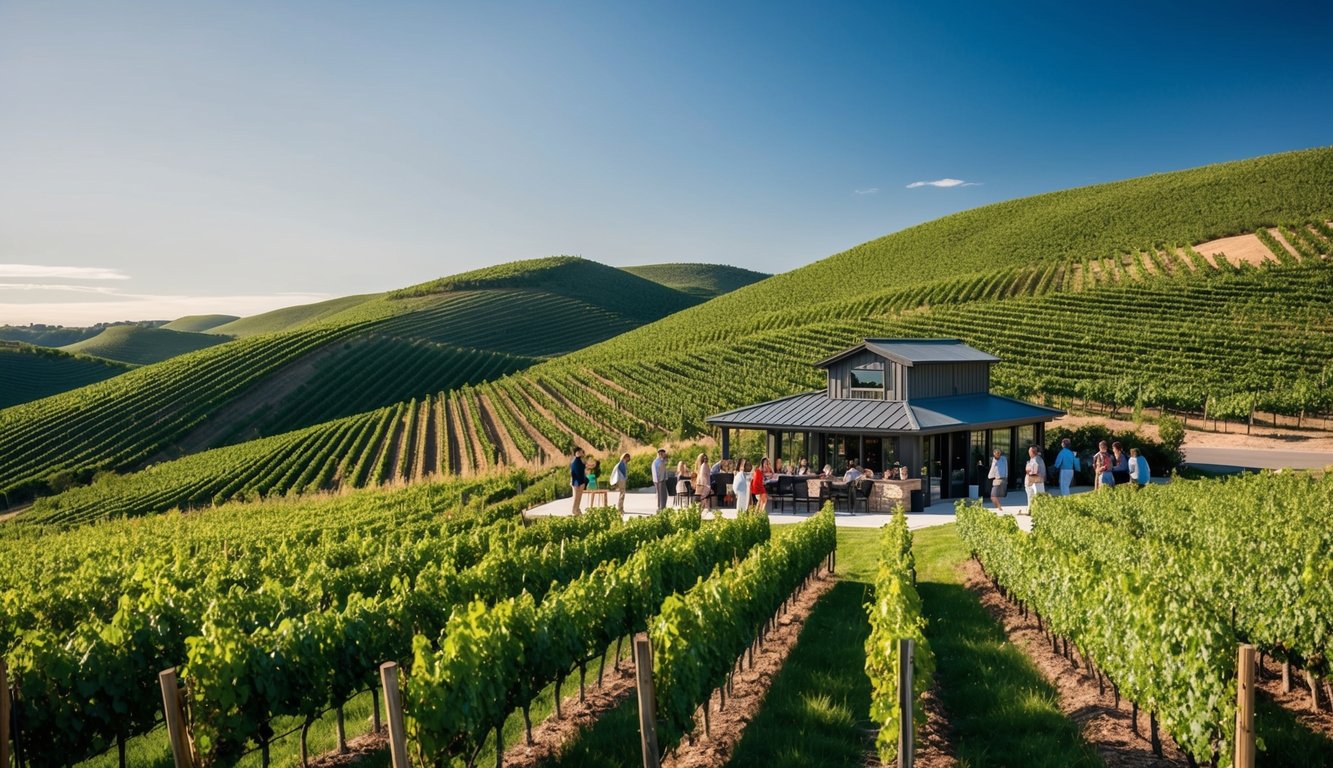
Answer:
[708,409,1065,435]
[914,413,1063,436]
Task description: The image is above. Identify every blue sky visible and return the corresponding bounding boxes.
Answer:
[1,0,1329,324]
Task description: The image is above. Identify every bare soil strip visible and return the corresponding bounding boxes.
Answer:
[478,391,526,467]
[961,558,1190,767]
[502,659,640,767]
[659,569,839,768]
[309,730,388,768]
[900,686,958,768]
[1194,233,1276,269]
[494,386,564,463]
[1256,655,1333,740]
[168,338,353,457]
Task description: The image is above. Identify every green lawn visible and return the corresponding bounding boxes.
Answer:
[912,526,1102,768]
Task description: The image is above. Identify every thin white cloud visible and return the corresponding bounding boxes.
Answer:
[905,178,982,189]
[0,283,121,294]
[853,187,880,195]
[0,264,129,280]
[0,291,330,325]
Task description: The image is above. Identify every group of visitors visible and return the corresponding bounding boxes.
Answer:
[987,437,1152,513]
[1090,439,1151,492]
[568,447,632,514]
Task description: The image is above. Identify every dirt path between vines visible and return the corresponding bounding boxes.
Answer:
[1256,655,1333,740]
[494,386,564,463]
[478,391,527,468]
[501,655,639,767]
[166,338,352,458]
[308,730,388,767]
[961,558,1190,767]
[659,569,838,768]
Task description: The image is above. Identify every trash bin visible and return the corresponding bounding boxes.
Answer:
[968,484,979,499]
[910,489,924,513]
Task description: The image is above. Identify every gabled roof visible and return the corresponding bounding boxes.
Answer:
[814,338,1000,369]
[706,392,1062,435]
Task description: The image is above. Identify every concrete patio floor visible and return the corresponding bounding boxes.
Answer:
[519,483,1121,532]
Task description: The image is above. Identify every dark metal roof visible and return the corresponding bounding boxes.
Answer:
[707,391,1061,435]
[814,338,1001,369]
[707,391,918,433]
[910,393,1064,432]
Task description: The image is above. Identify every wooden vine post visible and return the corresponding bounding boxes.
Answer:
[1234,644,1256,768]
[897,637,915,768]
[380,662,409,768]
[158,668,195,768]
[632,633,661,768]
[1,657,10,768]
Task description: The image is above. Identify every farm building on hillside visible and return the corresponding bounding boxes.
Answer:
[707,338,1063,506]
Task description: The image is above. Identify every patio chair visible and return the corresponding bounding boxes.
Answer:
[773,475,795,512]
[678,480,696,507]
[850,478,875,515]
[790,480,816,514]
[713,474,733,508]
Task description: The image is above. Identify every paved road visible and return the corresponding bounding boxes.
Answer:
[1184,446,1333,471]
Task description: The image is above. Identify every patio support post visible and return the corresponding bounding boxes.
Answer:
[721,428,731,460]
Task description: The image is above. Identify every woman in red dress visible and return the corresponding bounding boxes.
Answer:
[750,456,770,513]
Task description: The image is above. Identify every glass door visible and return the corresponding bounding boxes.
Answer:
[949,431,969,498]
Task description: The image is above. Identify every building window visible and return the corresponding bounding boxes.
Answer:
[848,365,884,399]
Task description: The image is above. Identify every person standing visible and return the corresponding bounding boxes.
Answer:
[988,448,1008,512]
[1110,442,1131,487]
[1024,445,1046,512]
[1051,438,1076,496]
[1129,447,1151,490]
[1093,441,1115,490]
[1093,440,1113,490]
[696,452,713,510]
[750,456,770,513]
[733,459,752,510]
[611,452,631,513]
[569,447,587,515]
[651,448,668,511]
[675,460,692,504]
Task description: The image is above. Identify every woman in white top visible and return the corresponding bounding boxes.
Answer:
[733,459,752,510]
[1023,446,1046,512]
[675,460,691,499]
[988,449,1007,512]
[696,453,713,510]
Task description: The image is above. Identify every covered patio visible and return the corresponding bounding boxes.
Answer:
[706,339,1064,508]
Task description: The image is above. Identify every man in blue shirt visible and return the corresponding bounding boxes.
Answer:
[570,447,587,515]
[1051,438,1077,496]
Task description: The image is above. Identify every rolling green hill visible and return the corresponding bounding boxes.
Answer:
[0,344,130,409]
[61,325,231,365]
[17,147,1333,526]
[0,257,713,506]
[622,263,769,298]
[390,256,700,323]
[206,294,377,337]
[0,322,158,347]
[618,147,1333,343]
[162,314,238,332]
